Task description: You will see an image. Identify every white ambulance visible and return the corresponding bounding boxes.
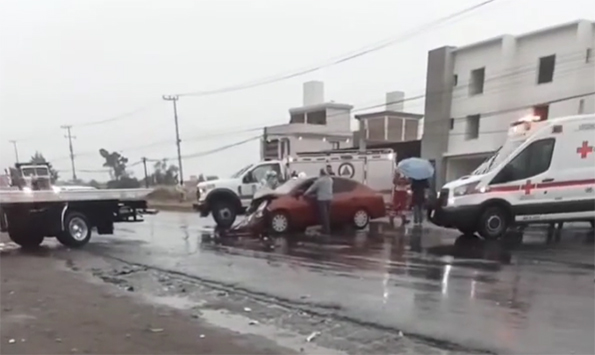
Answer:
[429,113,595,240]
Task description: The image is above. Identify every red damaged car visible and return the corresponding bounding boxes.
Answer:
[240,176,387,234]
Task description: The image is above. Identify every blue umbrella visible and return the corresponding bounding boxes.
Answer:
[397,158,434,180]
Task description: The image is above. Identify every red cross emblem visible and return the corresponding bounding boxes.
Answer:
[576,141,593,159]
[522,180,535,195]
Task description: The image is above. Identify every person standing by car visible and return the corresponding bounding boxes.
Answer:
[325,164,335,176]
[304,168,333,236]
[410,178,429,226]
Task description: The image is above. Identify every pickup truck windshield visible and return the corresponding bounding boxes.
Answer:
[230,164,253,179]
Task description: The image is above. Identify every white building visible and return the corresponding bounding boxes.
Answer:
[262,81,353,160]
[422,19,595,188]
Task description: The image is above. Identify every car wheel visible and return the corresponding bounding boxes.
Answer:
[268,211,290,234]
[352,208,370,230]
[57,211,92,248]
[212,201,237,229]
[477,206,509,241]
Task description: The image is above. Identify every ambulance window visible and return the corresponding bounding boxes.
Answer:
[332,178,358,193]
[492,138,555,183]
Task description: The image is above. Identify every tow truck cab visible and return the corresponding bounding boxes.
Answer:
[429,114,595,240]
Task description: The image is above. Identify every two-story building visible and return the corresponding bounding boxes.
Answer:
[422,19,595,188]
[262,81,354,160]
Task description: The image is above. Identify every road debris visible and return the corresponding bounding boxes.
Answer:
[149,328,164,333]
[248,320,259,325]
[8,339,16,344]
[243,307,252,312]
[306,331,321,342]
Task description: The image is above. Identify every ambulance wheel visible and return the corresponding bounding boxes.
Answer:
[268,211,290,234]
[477,206,510,240]
[352,208,370,230]
[57,212,92,248]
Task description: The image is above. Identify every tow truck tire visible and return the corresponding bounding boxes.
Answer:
[57,211,92,248]
[477,206,510,240]
[268,211,290,234]
[352,208,370,230]
[8,231,44,249]
[211,201,237,229]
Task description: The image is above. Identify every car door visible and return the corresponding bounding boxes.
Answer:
[489,138,556,223]
[289,179,318,227]
[330,177,360,224]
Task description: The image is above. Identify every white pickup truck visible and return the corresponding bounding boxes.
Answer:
[194,149,396,228]
[0,163,152,249]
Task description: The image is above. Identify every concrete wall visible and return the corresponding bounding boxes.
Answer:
[421,46,456,189]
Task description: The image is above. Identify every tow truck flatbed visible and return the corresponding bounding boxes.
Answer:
[0,188,153,249]
[0,188,152,204]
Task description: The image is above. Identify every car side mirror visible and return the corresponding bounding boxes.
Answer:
[242,173,252,184]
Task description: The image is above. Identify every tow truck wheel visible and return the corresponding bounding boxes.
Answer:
[268,211,290,234]
[211,201,237,229]
[8,231,44,249]
[477,206,509,240]
[57,212,92,248]
[352,209,370,230]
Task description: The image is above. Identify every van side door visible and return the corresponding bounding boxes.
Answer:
[489,138,556,222]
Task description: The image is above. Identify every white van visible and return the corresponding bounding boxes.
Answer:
[429,113,595,240]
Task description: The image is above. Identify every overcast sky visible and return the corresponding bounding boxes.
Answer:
[0,0,592,182]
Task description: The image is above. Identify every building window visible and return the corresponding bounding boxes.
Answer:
[290,113,305,124]
[533,105,549,121]
[465,114,480,140]
[537,55,556,84]
[586,48,592,63]
[468,68,485,96]
[449,118,454,130]
[307,110,326,125]
[578,99,585,114]
[453,74,458,86]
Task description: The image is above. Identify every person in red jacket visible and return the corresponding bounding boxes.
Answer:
[392,172,410,226]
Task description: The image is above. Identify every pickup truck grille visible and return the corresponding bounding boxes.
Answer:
[439,189,449,207]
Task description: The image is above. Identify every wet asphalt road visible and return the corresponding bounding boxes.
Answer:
[86,212,594,355]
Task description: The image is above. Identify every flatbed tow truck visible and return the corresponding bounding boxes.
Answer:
[0,162,152,249]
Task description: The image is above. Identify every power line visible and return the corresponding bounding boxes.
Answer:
[47,49,590,163]
[176,0,500,97]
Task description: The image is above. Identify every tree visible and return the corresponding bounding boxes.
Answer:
[151,159,179,186]
[29,152,59,183]
[99,149,129,180]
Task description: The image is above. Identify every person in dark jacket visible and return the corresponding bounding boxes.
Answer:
[410,178,429,225]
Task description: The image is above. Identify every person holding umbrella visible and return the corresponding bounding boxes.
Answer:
[396,158,435,226]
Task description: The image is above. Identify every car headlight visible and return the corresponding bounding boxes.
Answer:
[254,201,268,217]
[452,181,482,197]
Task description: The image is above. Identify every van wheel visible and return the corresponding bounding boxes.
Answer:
[268,211,290,234]
[57,212,92,248]
[212,201,237,229]
[352,209,370,230]
[477,206,509,241]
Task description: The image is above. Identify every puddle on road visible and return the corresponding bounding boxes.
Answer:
[140,293,345,355]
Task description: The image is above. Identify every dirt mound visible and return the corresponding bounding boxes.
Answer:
[146,186,186,201]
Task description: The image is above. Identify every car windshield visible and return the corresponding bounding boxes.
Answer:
[230,164,253,179]
[274,178,309,195]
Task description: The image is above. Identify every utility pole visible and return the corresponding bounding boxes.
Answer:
[142,157,149,188]
[8,140,19,163]
[61,125,77,181]
[162,95,184,186]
